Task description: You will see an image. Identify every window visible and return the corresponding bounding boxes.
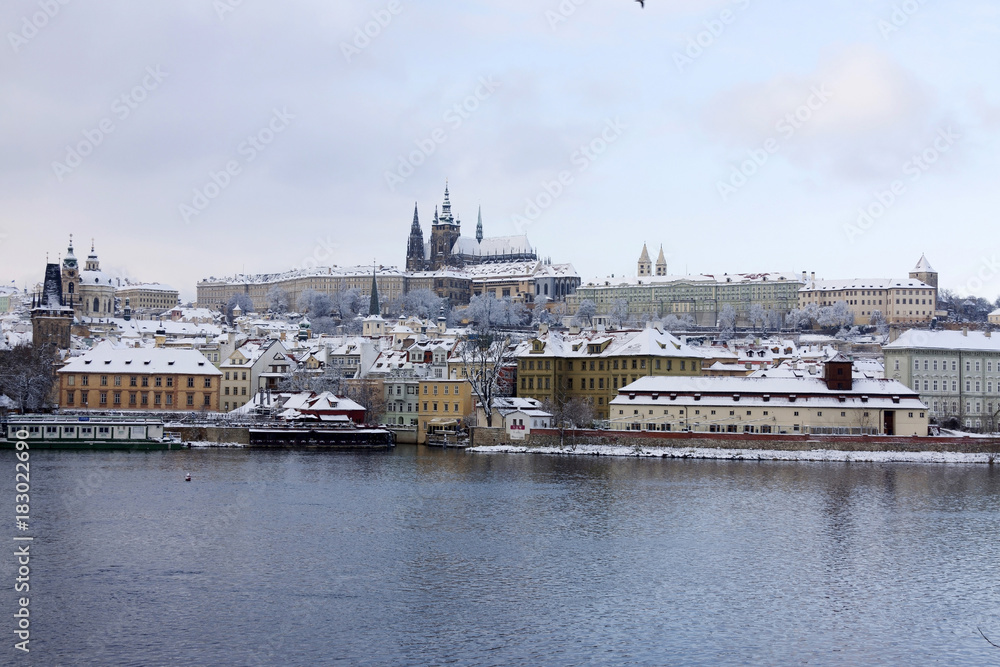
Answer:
[204,378,211,388]
[114,376,122,386]
[187,394,195,406]
[433,402,438,411]
[130,376,137,387]
[166,377,174,387]
[914,359,919,370]
[204,394,211,406]
[166,394,173,406]
[187,377,195,388]
[454,403,458,412]
[113,392,121,405]
[154,393,161,405]
[66,390,75,405]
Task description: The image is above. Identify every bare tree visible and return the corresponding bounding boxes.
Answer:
[748,304,765,333]
[343,377,387,425]
[458,329,515,428]
[225,293,255,325]
[0,343,58,413]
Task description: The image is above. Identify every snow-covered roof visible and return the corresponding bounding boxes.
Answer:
[119,282,176,292]
[581,271,803,288]
[516,328,703,360]
[800,278,932,292]
[58,342,221,375]
[884,329,1000,352]
[79,269,115,286]
[913,254,935,273]
[612,374,924,410]
[453,235,533,257]
[198,265,407,285]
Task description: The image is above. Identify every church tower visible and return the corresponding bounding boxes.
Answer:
[430,182,461,270]
[405,203,426,272]
[909,254,938,289]
[637,244,652,277]
[655,245,667,277]
[60,235,79,307]
[476,206,483,243]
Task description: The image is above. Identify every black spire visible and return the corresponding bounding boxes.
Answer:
[476,206,483,243]
[369,266,381,316]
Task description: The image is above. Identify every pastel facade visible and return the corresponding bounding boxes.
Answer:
[57,344,221,411]
[883,329,1000,429]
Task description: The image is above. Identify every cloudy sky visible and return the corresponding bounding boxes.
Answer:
[2,0,998,301]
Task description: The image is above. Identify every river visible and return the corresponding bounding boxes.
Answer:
[3,445,1000,665]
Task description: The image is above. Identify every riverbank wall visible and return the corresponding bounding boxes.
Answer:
[470,427,1000,454]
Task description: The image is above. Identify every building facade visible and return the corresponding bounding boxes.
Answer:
[883,329,1000,430]
[609,359,928,436]
[57,344,221,411]
[116,283,180,318]
[416,378,474,443]
[515,327,705,419]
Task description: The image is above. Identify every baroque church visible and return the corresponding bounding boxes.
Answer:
[60,236,117,318]
[405,183,536,272]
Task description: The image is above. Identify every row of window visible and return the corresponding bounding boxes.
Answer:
[66,375,209,388]
[224,371,248,381]
[914,379,998,393]
[930,401,995,415]
[911,359,998,372]
[65,391,209,407]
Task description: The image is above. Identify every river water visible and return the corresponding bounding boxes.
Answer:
[3,445,1000,665]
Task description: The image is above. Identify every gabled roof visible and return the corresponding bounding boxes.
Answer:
[58,342,221,375]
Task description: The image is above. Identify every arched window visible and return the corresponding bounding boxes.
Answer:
[68,282,75,294]
[93,298,100,312]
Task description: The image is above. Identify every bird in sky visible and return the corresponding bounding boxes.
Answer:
[635,0,644,6]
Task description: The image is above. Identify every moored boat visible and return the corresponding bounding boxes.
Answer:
[1,415,186,450]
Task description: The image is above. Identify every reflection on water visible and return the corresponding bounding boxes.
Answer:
[3,446,1000,665]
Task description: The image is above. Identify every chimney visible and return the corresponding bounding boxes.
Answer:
[811,272,816,281]
[985,330,992,338]
[963,327,968,337]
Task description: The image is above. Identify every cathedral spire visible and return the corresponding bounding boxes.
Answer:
[410,202,421,232]
[440,181,454,224]
[476,206,483,243]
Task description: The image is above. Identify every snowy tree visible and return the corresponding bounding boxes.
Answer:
[0,343,57,413]
[460,294,526,329]
[279,364,344,394]
[266,286,290,314]
[766,309,783,333]
[718,304,737,340]
[572,299,597,327]
[397,289,444,319]
[607,299,630,328]
[817,302,853,331]
[332,289,365,321]
[748,304,766,332]
[225,293,255,325]
[532,303,555,327]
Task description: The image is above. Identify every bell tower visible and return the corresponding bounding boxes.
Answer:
[430,182,461,270]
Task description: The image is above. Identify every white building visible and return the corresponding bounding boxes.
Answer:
[610,357,928,436]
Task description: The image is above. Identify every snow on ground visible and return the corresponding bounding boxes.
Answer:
[467,444,996,464]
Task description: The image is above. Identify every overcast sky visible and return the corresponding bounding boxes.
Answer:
[2,0,998,301]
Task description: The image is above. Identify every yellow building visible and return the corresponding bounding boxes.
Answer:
[515,327,705,420]
[57,344,221,411]
[416,378,474,443]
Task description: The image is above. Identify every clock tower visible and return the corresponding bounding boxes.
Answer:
[60,235,79,309]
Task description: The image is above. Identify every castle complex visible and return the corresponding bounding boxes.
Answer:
[405,183,536,271]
